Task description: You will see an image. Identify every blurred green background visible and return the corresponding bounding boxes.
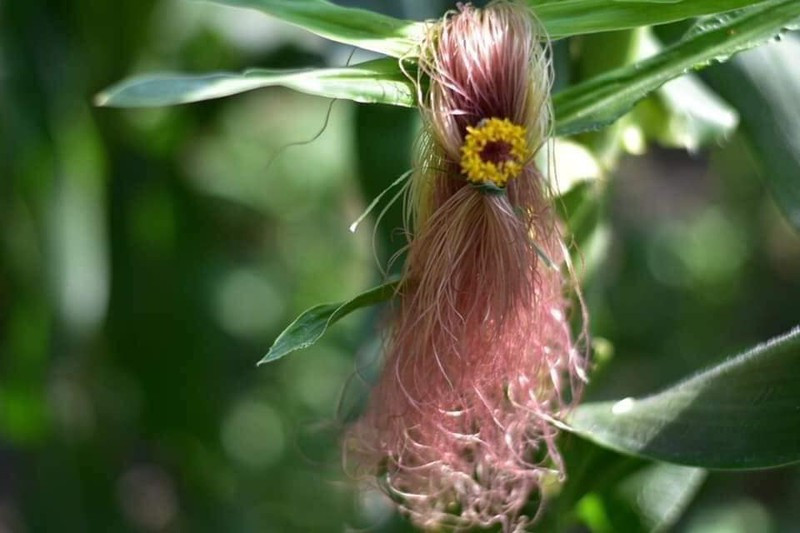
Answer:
[2,1,799,531]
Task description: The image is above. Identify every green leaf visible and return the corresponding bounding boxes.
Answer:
[198,0,424,58]
[95,58,415,108]
[202,0,773,57]
[634,72,739,151]
[553,0,800,136]
[614,463,706,531]
[542,433,704,532]
[534,0,771,39]
[572,463,705,533]
[568,327,800,469]
[541,433,650,531]
[631,29,739,151]
[99,1,799,130]
[258,279,399,365]
[703,34,800,231]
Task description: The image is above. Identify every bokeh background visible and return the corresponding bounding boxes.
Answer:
[2,0,799,531]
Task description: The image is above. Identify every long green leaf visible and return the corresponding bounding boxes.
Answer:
[534,0,771,39]
[99,1,799,127]
[95,58,415,108]
[199,0,424,58]
[703,35,800,231]
[553,0,800,136]
[568,327,800,469]
[259,279,399,365]
[98,1,799,139]
[201,0,771,57]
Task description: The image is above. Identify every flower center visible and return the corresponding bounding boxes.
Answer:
[479,140,514,165]
[459,118,530,187]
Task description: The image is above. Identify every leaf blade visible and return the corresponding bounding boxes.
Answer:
[95,58,416,108]
[202,0,774,56]
[553,0,800,136]
[702,34,800,231]
[198,0,424,58]
[535,0,772,39]
[259,279,399,365]
[568,327,800,469]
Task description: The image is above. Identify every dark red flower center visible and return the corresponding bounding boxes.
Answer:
[479,140,514,165]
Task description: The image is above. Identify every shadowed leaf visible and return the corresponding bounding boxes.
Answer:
[703,34,800,231]
[568,327,800,469]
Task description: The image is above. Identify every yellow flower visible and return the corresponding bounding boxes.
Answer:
[460,118,530,187]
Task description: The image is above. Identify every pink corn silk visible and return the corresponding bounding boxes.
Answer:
[347,3,587,530]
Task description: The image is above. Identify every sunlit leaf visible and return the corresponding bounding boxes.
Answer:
[553,0,800,136]
[534,0,771,39]
[95,58,415,108]
[201,0,774,57]
[632,29,739,151]
[541,139,603,198]
[259,279,399,365]
[615,463,706,531]
[568,327,800,469]
[198,0,424,58]
[635,73,739,151]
